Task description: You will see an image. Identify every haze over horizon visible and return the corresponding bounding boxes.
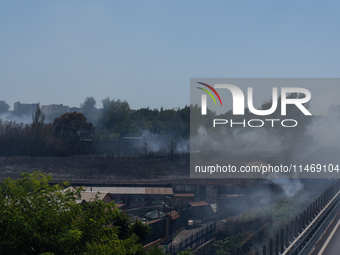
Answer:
[1,1,340,111]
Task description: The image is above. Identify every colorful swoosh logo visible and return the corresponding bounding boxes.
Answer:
[196,82,223,106]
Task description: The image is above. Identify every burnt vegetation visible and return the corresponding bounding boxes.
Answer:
[0,93,318,167]
[0,98,190,158]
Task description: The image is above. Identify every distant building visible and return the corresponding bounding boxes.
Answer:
[14,101,38,115]
[69,107,83,113]
[41,104,69,115]
[0,100,6,106]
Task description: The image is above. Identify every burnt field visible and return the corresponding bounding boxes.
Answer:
[1,147,336,185]
[0,155,190,184]
[0,154,265,186]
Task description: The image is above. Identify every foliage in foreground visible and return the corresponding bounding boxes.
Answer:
[214,196,307,254]
[0,171,149,255]
[214,233,248,255]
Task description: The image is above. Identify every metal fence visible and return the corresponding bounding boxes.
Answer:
[165,222,217,255]
[254,179,340,255]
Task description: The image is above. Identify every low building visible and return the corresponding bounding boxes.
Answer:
[14,101,38,115]
[87,186,174,208]
[80,191,111,203]
[173,193,195,210]
[69,107,83,113]
[188,201,214,221]
[167,210,181,234]
[41,104,69,115]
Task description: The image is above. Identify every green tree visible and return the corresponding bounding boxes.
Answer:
[130,217,151,242]
[177,248,194,255]
[0,101,10,114]
[0,171,150,255]
[81,97,97,112]
[81,97,97,124]
[53,112,95,142]
[31,103,45,129]
[147,246,167,255]
[214,233,247,255]
[99,97,131,136]
[30,103,46,156]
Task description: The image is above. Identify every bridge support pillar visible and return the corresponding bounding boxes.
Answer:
[290,220,294,242]
[270,238,273,255]
[276,232,279,255]
[280,228,284,254]
[294,216,299,237]
[286,224,289,248]
[307,207,310,224]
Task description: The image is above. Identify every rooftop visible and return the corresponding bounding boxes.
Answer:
[81,192,109,202]
[87,187,173,195]
[188,201,209,207]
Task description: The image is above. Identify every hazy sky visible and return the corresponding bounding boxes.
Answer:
[1,1,340,111]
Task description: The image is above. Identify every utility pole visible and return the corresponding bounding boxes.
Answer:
[165,196,172,244]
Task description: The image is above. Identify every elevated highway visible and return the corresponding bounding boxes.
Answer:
[254,180,340,255]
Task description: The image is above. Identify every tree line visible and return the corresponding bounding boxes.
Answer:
[0,97,190,157]
[81,97,190,139]
[0,94,311,157]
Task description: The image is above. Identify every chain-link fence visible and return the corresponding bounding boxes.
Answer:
[165,222,217,254]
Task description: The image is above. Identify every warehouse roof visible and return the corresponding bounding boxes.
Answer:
[81,192,110,202]
[167,210,180,220]
[174,193,195,197]
[189,201,209,207]
[88,187,173,195]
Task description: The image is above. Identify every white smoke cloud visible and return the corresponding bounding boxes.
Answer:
[191,125,282,152]
[0,112,33,124]
[270,178,304,197]
[134,130,189,153]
